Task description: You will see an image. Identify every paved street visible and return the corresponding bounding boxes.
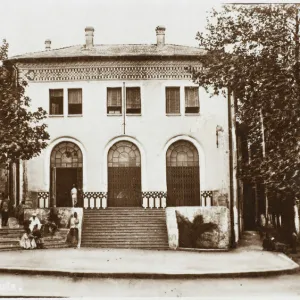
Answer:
[0,247,297,277]
[0,272,300,297]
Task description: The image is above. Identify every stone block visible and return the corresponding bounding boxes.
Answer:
[173,206,230,249]
[8,217,19,228]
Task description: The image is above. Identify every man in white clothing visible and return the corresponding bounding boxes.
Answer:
[71,184,78,207]
[29,213,41,232]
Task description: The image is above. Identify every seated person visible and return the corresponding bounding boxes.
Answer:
[20,227,36,250]
[29,213,41,232]
[32,224,44,249]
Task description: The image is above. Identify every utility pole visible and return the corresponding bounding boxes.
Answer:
[123,82,126,135]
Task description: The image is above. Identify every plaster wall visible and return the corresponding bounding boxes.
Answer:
[24,78,230,202]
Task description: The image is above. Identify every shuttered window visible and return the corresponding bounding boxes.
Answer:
[126,87,141,114]
[107,88,122,114]
[68,89,82,115]
[49,89,63,115]
[185,87,199,114]
[166,87,180,114]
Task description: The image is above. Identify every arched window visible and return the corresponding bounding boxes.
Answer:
[108,141,141,168]
[166,140,199,167]
[50,142,83,168]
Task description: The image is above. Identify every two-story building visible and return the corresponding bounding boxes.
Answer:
[5,26,239,249]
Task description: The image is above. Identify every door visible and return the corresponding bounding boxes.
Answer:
[50,142,83,207]
[166,140,200,206]
[107,141,142,207]
[56,168,77,207]
[167,166,200,206]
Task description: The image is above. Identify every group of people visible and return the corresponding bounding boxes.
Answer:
[19,213,43,250]
[19,209,80,250]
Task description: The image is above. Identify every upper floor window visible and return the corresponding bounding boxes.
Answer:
[49,89,63,115]
[185,87,199,114]
[126,87,141,114]
[166,87,180,114]
[68,89,82,115]
[107,87,122,115]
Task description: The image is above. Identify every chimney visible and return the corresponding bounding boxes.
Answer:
[156,26,166,47]
[85,26,94,49]
[45,39,51,51]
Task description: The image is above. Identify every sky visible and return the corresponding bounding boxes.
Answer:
[0,0,293,57]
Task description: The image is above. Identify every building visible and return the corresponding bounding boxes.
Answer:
[5,26,239,248]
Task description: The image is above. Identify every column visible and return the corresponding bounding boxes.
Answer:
[22,160,28,204]
[11,163,17,206]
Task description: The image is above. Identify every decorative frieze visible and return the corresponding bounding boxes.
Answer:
[17,60,202,82]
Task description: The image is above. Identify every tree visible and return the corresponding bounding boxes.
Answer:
[193,4,300,205]
[0,39,49,164]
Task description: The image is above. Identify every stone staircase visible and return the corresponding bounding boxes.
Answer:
[81,208,169,249]
[0,227,69,251]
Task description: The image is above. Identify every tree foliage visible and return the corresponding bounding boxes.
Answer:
[193,4,300,199]
[0,40,49,164]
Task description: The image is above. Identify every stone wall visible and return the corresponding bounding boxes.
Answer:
[166,206,230,249]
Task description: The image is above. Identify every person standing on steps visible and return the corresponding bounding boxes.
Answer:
[1,196,9,227]
[71,184,78,207]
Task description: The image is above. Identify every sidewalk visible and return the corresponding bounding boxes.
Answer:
[0,245,298,278]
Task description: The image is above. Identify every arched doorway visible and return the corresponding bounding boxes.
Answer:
[108,141,141,207]
[50,142,83,207]
[166,140,200,206]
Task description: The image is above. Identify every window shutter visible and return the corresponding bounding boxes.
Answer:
[166,87,180,114]
[108,88,122,107]
[126,87,141,109]
[185,87,199,108]
[68,89,82,104]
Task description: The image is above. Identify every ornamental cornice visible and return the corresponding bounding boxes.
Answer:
[17,59,202,82]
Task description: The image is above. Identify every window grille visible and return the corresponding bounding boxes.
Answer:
[166,87,180,114]
[108,141,141,168]
[50,142,83,168]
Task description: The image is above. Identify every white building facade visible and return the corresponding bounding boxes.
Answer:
[8,27,235,226]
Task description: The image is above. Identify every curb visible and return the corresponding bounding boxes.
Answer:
[0,265,299,279]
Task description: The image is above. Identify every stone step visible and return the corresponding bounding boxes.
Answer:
[0,235,66,243]
[81,244,169,249]
[84,210,166,213]
[83,232,167,236]
[81,235,168,241]
[82,208,168,249]
[83,226,167,229]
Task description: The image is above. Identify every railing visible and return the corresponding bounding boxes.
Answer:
[38,192,49,208]
[142,192,167,209]
[201,191,213,207]
[38,190,214,209]
[83,192,108,209]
